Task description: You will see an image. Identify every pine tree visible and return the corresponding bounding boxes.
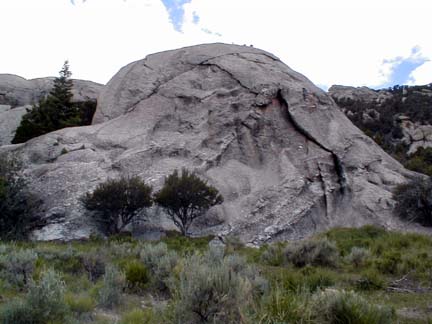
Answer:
[12,61,94,144]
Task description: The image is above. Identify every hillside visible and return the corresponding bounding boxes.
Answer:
[329,84,432,175]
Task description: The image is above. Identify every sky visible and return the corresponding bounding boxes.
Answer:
[0,0,431,90]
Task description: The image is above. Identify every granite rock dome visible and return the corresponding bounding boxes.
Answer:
[0,44,422,243]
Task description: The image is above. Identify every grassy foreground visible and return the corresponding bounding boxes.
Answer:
[0,226,431,323]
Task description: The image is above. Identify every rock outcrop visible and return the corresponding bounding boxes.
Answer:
[0,44,424,243]
[329,84,432,155]
[0,74,103,145]
[329,85,392,106]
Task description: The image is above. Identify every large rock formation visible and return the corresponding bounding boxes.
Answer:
[0,44,424,243]
[0,74,103,145]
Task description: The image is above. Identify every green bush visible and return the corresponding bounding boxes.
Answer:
[82,176,153,234]
[26,268,69,323]
[154,169,223,236]
[345,247,372,267]
[0,156,42,240]
[394,178,432,226]
[124,260,149,292]
[172,248,266,323]
[0,299,34,324]
[81,250,106,282]
[140,242,179,291]
[310,289,394,324]
[257,286,305,323]
[98,265,126,308]
[0,248,37,289]
[65,293,95,319]
[284,238,339,268]
[375,251,402,275]
[119,308,156,324]
[273,267,335,293]
[404,147,432,176]
[324,225,387,256]
[355,270,386,291]
[260,243,285,266]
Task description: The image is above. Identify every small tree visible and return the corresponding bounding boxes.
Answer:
[394,177,432,226]
[154,169,223,236]
[0,156,42,240]
[12,61,96,144]
[81,176,153,235]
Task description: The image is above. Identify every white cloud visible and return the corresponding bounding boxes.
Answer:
[0,0,431,87]
[409,62,432,85]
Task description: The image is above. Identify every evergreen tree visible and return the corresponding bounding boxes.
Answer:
[12,61,95,144]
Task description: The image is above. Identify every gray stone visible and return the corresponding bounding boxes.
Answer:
[328,85,392,105]
[0,75,103,145]
[0,74,103,107]
[1,43,427,243]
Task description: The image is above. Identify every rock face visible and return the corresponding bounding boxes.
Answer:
[0,44,423,243]
[0,74,103,145]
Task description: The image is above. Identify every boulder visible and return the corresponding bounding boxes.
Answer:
[0,43,424,243]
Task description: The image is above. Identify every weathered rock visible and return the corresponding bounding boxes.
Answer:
[1,44,426,243]
[0,105,29,145]
[330,85,432,155]
[329,85,392,105]
[0,74,103,106]
[0,74,103,145]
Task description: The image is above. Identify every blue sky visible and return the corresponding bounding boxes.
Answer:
[0,0,431,89]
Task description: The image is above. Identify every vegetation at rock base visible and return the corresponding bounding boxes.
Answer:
[12,61,97,144]
[81,176,153,235]
[0,225,430,323]
[394,177,432,227]
[0,155,42,240]
[154,169,223,236]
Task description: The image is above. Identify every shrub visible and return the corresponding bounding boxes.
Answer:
[119,308,156,324]
[345,247,372,267]
[82,176,153,234]
[98,265,126,308]
[26,268,69,323]
[310,289,394,324]
[140,242,179,291]
[394,178,432,226]
[0,248,37,289]
[172,248,266,323]
[284,238,339,268]
[154,169,223,236]
[65,293,95,319]
[375,251,402,275]
[274,267,335,293]
[81,250,106,282]
[355,270,386,291]
[257,286,305,323]
[124,260,149,292]
[0,156,42,240]
[260,243,285,266]
[0,299,34,324]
